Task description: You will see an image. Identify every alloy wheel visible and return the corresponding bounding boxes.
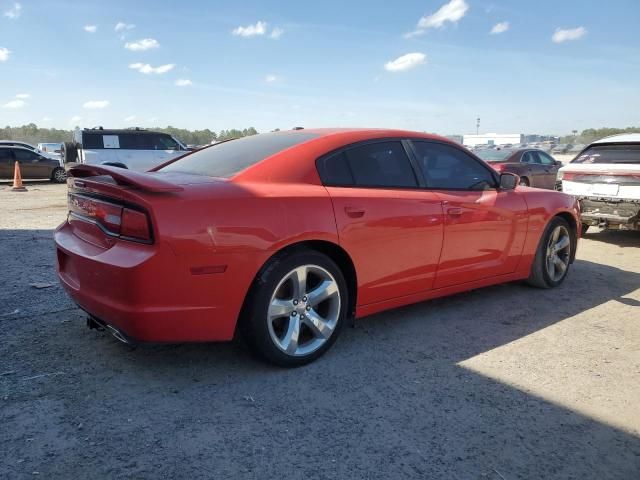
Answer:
[545,225,571,282]
[267,264,341,357]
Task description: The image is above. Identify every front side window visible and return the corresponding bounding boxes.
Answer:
[411,141,496,190]
[536,151,556,165]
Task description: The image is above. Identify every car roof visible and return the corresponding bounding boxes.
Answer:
[81,128,170,136]
[592,133,640,144]
[0,145,38,150]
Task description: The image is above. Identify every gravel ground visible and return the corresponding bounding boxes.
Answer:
[1,182,639,479]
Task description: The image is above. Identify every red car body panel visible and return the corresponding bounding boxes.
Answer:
[55,129,581,343]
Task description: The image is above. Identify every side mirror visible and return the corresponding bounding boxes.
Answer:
[499,172,519,190]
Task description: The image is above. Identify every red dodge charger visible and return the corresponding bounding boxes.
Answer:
[55,129,580,366]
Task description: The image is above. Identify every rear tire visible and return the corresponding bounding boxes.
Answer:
[240,248,348,367]
[527,217,574,288]
[51,167,67,183]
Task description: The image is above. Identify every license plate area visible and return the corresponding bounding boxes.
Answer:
[591,183,619,196]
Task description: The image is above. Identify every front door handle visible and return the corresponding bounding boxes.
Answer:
[447,207,463,216]
[344,206,365,218]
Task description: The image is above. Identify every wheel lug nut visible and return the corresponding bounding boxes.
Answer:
[293,300,298,305]
[302,296,307,302]
[306,306,311,311]
[292,311,297,316]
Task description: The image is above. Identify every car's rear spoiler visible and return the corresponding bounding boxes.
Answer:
[67,164,183,193]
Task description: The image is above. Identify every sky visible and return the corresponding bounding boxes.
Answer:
[0,0,638,135]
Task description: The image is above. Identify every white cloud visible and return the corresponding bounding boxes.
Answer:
[270,27,284,39]
[84,25,98,33]
[3,99,25,109]
[83,100,109,109]
[42,117,52,122]
[129,62,175,74]
[552,26,587,43]
[384,52,426,72]
[232,21,267,37]
[3,2,21,19]
[265,74,280,83]
[406,0,468,37]
[125,38,160,51]
[0,47,10,62]
[70,115,82,125]
[115,22,135,32]
[490,21,509,34]
[174,78,193,87]
[124,115,137,123]
[15,93,30,99]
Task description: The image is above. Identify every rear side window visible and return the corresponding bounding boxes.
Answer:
[159,132,319,178]
[82,134,103,149]
[0,149,13,161]
[318,141,418,188]
[14,149,39,161]
[573,144,640,164]
[411,141,496,190]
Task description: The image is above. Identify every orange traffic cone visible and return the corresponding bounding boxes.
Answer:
[11,161,27,192]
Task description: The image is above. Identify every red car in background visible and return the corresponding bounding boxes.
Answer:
[476,147,562,189]
[55,129,580,366]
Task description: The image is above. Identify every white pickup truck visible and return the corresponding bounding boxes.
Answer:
[558,133,640,233]
[61,127,191,172]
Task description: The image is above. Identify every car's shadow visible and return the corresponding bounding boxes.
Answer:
[583,228,640,247]
[2,228,639,479]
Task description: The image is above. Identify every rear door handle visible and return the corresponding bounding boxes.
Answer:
[344,206,365,218]
[447,207,463,216]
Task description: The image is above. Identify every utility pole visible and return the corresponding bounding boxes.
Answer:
[476,117,480,135]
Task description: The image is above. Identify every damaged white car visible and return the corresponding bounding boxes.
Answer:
[559,133,640,234]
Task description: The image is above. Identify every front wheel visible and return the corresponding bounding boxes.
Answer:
[240,249,348,367]
[51,167,67,183]
[527,217,574,288]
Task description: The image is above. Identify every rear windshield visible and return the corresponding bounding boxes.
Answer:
[475,149,514,162]
[572,144,640,164]
[158,131,319,178]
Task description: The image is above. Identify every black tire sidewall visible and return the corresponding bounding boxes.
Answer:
[241,249,348,367]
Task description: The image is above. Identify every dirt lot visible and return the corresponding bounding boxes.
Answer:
[1,182,639,479]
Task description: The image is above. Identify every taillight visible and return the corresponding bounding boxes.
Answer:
[121,208,151,242]
[492,163,506,172]
[562,172,576,181]
[68,193,152,243]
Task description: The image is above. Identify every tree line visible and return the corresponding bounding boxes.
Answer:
[0,123,259,146]
[559,127,639,144]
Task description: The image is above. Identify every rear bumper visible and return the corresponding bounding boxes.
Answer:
[578,197,640,230]
[54,222,263,343]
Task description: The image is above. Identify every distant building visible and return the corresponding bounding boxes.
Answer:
[445,135,463,144]
[463,133,523,147]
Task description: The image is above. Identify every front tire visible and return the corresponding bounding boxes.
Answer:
[51,167,67,183]
[240,249,348,367]
[527,217,574,288]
